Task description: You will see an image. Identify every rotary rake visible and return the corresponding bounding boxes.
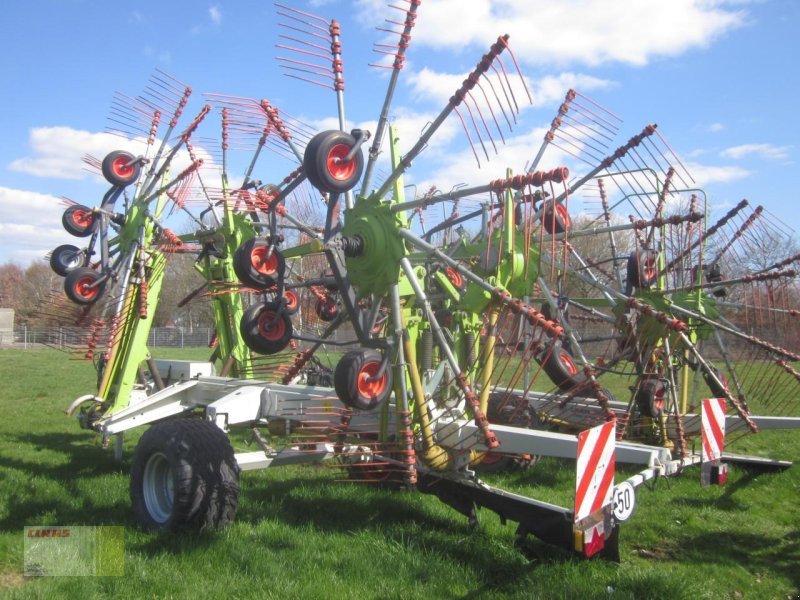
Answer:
[47,1,800,561]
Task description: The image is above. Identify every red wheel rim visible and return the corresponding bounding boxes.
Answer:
[652,384,665,413]
[71,209,93,228]
[256,310,285,341]
[445,266,463,288]
[112,156,135,179]
[543,204,570,234]
[559,350,579,376]
[284,291,298,310]
[643,256,657,280]
[481,452,505,465]
[74,276,99,301]
[357,361,387,398]
[317,297,338,319]
[250,246,279,276]
[326,144,356,181]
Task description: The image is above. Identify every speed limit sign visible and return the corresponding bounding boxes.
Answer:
[612,481,636,522]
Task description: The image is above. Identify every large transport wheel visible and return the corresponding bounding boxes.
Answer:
[283,290,299,315]
[541,200,571,234]
[303,130,365,194]
[240,301,293,355]
[64,267,105,305]
[626,249,659,290]
[477,394,538,473]
[62,204,97,237]
[538,340,586,390]
[703,366,730,400]
[130,419,240,531]
[315,295,339,322]
[635,378,668,418]
[102,150,141,187]
[50,244,86,277]
[233,239,285,289]
[334,348,393,411]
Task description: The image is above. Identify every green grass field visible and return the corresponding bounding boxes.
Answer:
[0,348,798,599]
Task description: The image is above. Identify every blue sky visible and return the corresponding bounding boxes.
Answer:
[0,0,797,264]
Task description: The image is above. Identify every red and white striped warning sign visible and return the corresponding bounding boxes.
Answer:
[701,398,726,462]
[575,420,616,522]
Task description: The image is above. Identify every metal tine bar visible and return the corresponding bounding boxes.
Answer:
[377,35,508,198]
[463,94,492,161]
[279,62,335,80]
[360,0,420,195]
[276,9,329,36]
[490,63,518,122]
[574,89,622,121]
[647,166,675,246]
[560,110,616,146]
[647,137,691,189]
[282,73,334,90]
[475,79,506,144]
[710,206,764,268]
[278,34,330,54]
[569,98,621,135]
[454,106,482,167]
[111,92,156,119]
[605,170,654,219]
[614,153,667,212]
[145,79,183,102]
[498,40,532,105]
[275,1,330,26]
[136,93,170,115]
[276,44,332,63]
[106,116,146,135]
[548,139,598,168]
[481,69,514,133]
[153,68,190,91]
[554,126,607,161]
[140,104,207,200]
[277,22,330,44]
[654,128,694,185]
[107,109,150,129]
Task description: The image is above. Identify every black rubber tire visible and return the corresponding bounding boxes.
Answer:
[64,267,105,305]
[102,150,141,187]
[240,301,293,355]
[541,200,570,234]
[62,204,97,237]
[703,366,730,399]
[626,250,659,290]
[50,244,85,276]
[635,378,668,418]
[283,290,299,315]
[334,348,393,411]
[315,296,339,322]
[303,130,364,194]
[477,393,538,473]
[130,419,240,532]
[233,239,285,289]
[539,340,586,390]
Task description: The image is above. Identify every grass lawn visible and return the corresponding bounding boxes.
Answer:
[0,348,798,599]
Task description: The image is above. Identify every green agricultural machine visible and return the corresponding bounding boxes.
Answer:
[47,1,800,561]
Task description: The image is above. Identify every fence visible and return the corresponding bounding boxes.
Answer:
[0,326,216,349]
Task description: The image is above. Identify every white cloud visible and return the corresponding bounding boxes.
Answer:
[706,122,725,132]
[720,143,791,161]
[686,162,751,185]
[209,6,221,25]
[8,125,220,185]
[356,0,746,67]
[0,187,75,265]
[9,127,144,180]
